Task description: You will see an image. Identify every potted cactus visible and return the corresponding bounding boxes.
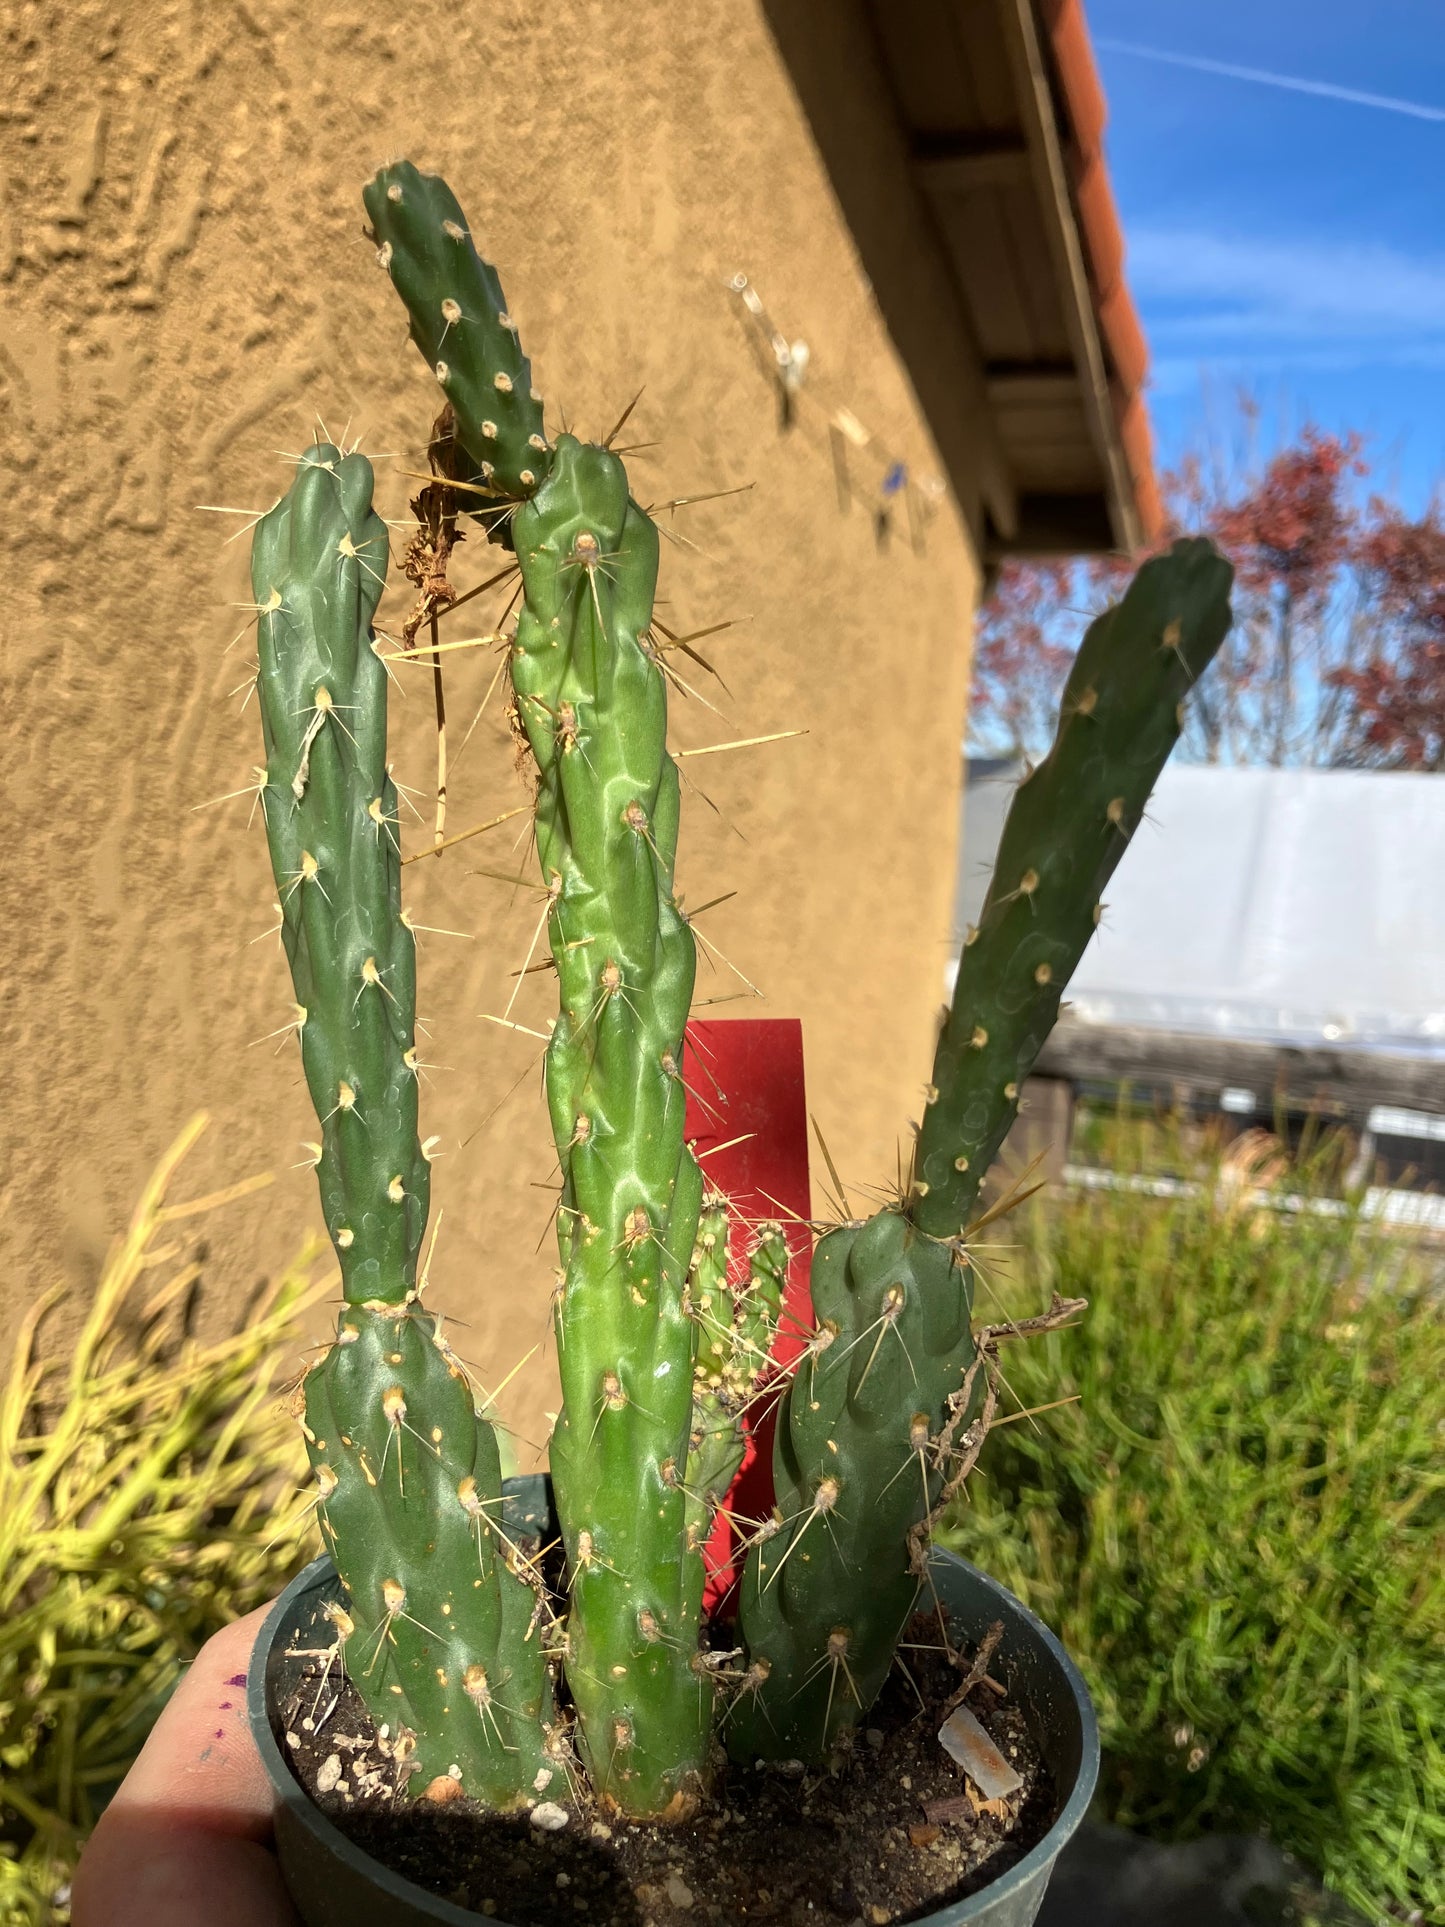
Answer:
[243,162,1233,1927]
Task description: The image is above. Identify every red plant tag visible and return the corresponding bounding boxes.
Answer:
[683,1018,812,1613]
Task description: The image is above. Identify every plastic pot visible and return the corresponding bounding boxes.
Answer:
[249,1478,1098,1927]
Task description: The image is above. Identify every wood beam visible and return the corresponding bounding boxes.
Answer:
[1035,1018,1445,1120]
[913,136,1031,194]
[984,366,1081,407]
[989,491,1114,555]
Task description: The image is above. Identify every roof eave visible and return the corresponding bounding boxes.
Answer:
[762,0,1163,563]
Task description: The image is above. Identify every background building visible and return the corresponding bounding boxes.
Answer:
[960,758,1445,1204]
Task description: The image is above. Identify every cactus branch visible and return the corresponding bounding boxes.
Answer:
[913,539,1236,1237]
[508,434,708,1817]
[732,538,1235,1761]
[683,1199,788,1570]
[365,162,552,504]
[365,172,719,1810]
[251,442,553,1804]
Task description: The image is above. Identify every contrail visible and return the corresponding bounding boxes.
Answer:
[1095,36,1445,124]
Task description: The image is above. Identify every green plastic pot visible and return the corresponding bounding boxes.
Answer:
[249,1478,1098,1927]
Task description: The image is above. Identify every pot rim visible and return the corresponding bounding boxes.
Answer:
[249,1549,1099,1927]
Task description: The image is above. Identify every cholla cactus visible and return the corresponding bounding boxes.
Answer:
[685,1204,788,1540]
[728,541,1234,1757]
[247,160,1233,1820]
[250,439,554,1805]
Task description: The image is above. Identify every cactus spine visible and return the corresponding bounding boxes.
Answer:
[251,442,553,1804]
[730,538,1235,1759]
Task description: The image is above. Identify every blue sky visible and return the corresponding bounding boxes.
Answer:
[1091,1,1445,510]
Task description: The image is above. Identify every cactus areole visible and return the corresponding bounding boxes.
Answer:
[245,160,1234,1824]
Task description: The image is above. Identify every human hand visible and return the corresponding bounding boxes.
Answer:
[72,1604,299,1927]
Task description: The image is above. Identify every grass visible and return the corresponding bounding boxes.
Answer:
[944,1117,1445,1926]
[0,1117,326,1924]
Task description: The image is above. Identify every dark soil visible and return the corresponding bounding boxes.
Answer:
[279,1616,1055,1926]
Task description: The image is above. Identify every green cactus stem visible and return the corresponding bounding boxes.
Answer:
[725,1214,970,1759]
[731,537,1235,1761]
[303,1305,558,1802]
[364,162,552,504]
[681,1194,735,1547]
[912,539,1235,1235]
[251,442,554,1804]
[506,431,708,1817]
[363,165,717,1815]
[683,1200,788,1562]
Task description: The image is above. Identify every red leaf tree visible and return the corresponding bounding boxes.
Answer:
[1329,505,1445,771]
[968,402,1442,769]
[968,558,1080,760]
[1199,423,1366,764]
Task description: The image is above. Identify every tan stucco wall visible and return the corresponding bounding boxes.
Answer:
[0,0,979,1454]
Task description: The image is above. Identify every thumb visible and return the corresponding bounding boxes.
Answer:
[72,1604,299,1927]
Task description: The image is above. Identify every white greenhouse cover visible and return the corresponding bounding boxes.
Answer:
[953,762,1445,1059]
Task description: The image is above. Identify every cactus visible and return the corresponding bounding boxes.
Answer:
[367,161,708,1812]
[683,1202,788,1565]
[728,538,1234,1758]
[504,427,709,1816]
[679,1195,739,1569]
[241,159,1235,1835]
[250,441,554,1804]
[363,164,548,503]
[912,541,1235,1237]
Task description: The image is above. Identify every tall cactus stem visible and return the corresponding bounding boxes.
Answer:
[251,442,553,1803]
[508,434,707,1817]
[361,165,717,1812]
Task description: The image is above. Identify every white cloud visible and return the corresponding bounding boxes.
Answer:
[1125,227,1445,365]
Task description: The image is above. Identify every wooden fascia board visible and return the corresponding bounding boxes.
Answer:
[912,136,1033,193]
[992,0,1142,554]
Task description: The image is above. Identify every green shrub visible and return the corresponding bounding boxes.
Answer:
[944,1120,1445,1925]
[0,1118,323,1925]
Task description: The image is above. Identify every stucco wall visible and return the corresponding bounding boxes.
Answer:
[0,0,979,1452]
